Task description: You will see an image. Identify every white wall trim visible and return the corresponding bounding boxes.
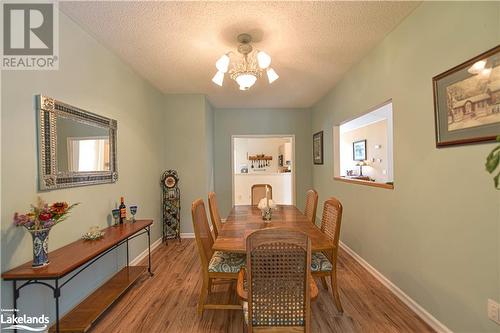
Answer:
[339,241,453,333]
[180,232,195,238]
[129,237,162,266]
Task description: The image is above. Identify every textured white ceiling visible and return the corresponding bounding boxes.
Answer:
[61,1,420,108]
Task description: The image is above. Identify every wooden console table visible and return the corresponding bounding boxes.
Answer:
[2,219,154,333]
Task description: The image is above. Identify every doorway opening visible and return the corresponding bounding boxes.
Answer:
[231,135,295,206]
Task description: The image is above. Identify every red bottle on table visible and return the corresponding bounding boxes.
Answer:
[119,197,127,224]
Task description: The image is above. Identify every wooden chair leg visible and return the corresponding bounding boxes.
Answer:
[207,278,213,294]
[330,272,343,313]
[226,280,235,304]
[320,277,329,290]
[198,280,208,315]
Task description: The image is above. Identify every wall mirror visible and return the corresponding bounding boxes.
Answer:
[37,95,118,190]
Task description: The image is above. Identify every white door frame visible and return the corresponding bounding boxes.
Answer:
[231,134,296,207]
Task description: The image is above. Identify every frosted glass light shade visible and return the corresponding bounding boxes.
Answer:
[212,71,224,86]
[257,51,272,69]
[266,68,279,84]
[215,54,230,73]
[236,73,257,90]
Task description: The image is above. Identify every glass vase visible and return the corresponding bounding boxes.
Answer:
[261,207,272,221]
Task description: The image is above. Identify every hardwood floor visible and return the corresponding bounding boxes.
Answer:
[89,239,434,333]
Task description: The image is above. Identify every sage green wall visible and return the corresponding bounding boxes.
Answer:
[1,12,164,322]
[214,108,312,218]
[162,94,214,234]
[206,100,215,193]
[311,2,500,332]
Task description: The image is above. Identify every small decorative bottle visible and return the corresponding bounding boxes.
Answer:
[119,197,127,224]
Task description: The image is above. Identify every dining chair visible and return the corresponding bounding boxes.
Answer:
[311,197,344,313]
[191,199,245,315]
[208,192,223,240]
[236,228,317,333]
[251,184,272,206]
[304,189,318,225]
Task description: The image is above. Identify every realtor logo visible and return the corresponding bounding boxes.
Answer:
[1,1,59,69]
[1,309,49,332]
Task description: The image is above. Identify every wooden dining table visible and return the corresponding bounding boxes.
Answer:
[212,205,333,253]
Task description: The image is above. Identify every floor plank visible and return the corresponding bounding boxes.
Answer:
[89,239,435,333]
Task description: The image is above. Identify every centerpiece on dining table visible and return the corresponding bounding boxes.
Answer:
[257,185,276,221]
[13,198,79,267]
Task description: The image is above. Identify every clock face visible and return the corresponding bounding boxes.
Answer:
[164,175,177,188]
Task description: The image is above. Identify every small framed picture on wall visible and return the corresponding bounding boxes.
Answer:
[353,140,367,161]
[432,45,500,147]
[313,131,323,165]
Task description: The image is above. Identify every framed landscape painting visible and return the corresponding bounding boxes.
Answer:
[433,45,500,147]
[313,131,323,165]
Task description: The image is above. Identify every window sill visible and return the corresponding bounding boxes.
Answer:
[334,177,394,190]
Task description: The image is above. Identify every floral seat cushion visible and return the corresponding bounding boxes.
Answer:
[311,252,333,272]
[208,251,246,273]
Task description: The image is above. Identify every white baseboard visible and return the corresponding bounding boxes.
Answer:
[129,237,162,266]
[339,241,453,333]
[180,232,195,238]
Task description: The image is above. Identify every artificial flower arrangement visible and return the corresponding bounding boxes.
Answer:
[13,198,79,267]
[257,198,277,210]
[13,198,79,231]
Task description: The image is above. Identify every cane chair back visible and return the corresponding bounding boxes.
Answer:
[251,184,272,206]
[304,190,318,225]
[191,199,214,271]
[246,228,311,333]
[208,192,223,239]
[313,197,344,313]
[320,197,343,257]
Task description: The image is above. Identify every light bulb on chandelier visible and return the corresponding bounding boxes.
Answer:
[266,68,279,84]
[257,51,271,69]
[236,73,258,90]
[215,54,230,73]
[211,33,278,90]
[212,71,224,86]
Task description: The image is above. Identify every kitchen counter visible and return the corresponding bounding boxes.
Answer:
[234,173,292,205]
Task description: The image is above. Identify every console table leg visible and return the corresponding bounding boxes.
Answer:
[54,279,60,333]
[147,226,153,276]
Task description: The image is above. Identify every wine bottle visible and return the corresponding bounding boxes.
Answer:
[119,197,127,224]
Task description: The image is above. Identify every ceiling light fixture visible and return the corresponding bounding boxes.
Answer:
[211,33,279,90]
